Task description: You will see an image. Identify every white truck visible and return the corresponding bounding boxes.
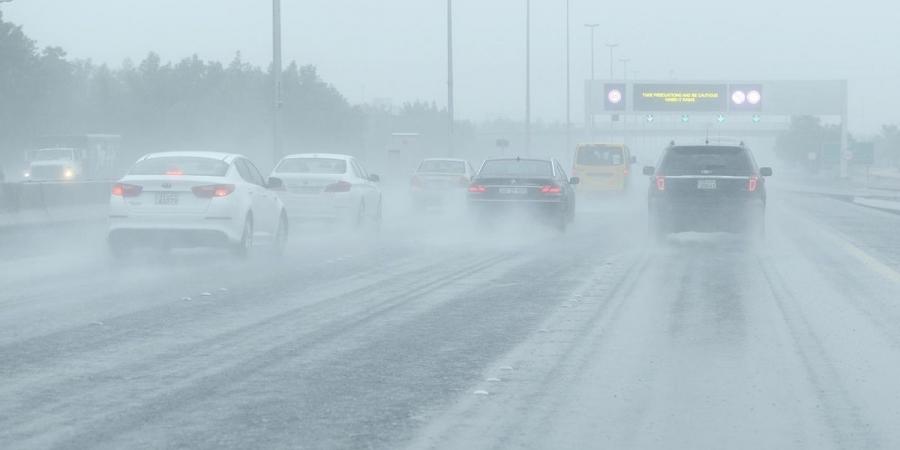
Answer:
[24,134,121,181]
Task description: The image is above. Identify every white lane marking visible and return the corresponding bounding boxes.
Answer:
[181,297,192,301]
[473,390,490,396]
[486,377,502,382]
[200,292,212,297]
[781,204,900,285]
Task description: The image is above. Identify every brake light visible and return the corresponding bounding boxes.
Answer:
[655,176,666,191]
[324,180,352,193]
[192,184,235,198]
[112,183,143,197]
[540,184,562,194]
[468,184,486,193]
[747,176,759,192]
[165,168,183,176]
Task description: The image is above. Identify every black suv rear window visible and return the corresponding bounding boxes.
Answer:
[659,146,753,176]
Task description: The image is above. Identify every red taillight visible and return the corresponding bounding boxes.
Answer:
[540,184,562,194]
[410,176,424,189]
[165,168,183,176]
[192,184,235,198]
[112,183,143,197]
[324,180,352,193]
[747,176,759,192]
[468,184,486,193]
[655,176,666,191]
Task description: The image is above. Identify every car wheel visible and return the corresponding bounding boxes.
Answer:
[749,213,766,240]
[108,239,130,260]
[234,215,253,258]
[354,201,366,229]
[272,212,288,256]
[556,213,568,232]
[373,198,383,231]
[648,211,666,243]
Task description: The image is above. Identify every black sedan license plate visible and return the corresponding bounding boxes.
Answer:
[155,192,179,205]
[499,187,528,195]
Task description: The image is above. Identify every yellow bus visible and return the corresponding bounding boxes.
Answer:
[572,144,635,193]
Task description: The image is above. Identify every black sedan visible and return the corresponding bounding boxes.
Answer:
[467,157,579,231]
[643,143,772,240]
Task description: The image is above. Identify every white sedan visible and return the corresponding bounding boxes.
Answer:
[107,151,288,258]
[269,153,382,228]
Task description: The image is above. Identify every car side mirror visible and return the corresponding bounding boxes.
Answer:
[759,167,773,177]
[569,177,580,185]
[642,166,655,176]
[267,176,285,190]
[630,156,637,164]
[368,174,380,182]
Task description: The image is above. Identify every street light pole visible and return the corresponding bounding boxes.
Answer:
[619,57,630,81]
[272,0,283,163]
[447,0,455,156]
[525,0,531,155]
[605,42,618,79]
[565,0,571,156]
[585,24,599,140]
[619,57,631,146]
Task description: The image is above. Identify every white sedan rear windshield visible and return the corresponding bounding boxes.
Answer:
[130,157,229,176]
[277,158,347,174]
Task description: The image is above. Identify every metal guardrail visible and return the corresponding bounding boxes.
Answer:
[0,181,112,226]
[866,170,900,191]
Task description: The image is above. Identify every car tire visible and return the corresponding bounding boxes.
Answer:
[108,239,130,260]
[373,198,383,231]
[354,201,366,229]
[648,211,666,243]
[234,215,253,258]
[556,213,568,232]
[272,212,288,256]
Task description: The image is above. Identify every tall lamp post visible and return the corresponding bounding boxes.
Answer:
[447,0,455,156]
[565,0,571,155]
[525,0,531,155]
[585,24,599,139]
[272,0,283,163]
[605,42,618,79]
[619,57,631,145]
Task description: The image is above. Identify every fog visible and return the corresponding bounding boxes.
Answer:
[4,1,900,449]
[4,0,899,131]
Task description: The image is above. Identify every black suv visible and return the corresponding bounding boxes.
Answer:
[643,143,772,239]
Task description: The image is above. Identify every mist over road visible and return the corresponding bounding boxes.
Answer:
[3,187,900,449]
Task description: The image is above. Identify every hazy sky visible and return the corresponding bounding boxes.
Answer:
[3,0,898,133]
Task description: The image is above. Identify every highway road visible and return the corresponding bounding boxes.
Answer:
[3,187,900,449]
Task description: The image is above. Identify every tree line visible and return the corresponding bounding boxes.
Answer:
[1,12,471,171]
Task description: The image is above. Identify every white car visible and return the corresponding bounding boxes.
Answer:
[107,151,288,258]
[270,153,382,227]
[410,158,476,210]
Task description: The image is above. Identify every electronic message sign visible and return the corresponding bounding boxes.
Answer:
[632,84,727,112]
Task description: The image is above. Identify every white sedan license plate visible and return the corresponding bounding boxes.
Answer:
[499,187,528,195]
[155,192,179,205]
[697,179,717,190]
